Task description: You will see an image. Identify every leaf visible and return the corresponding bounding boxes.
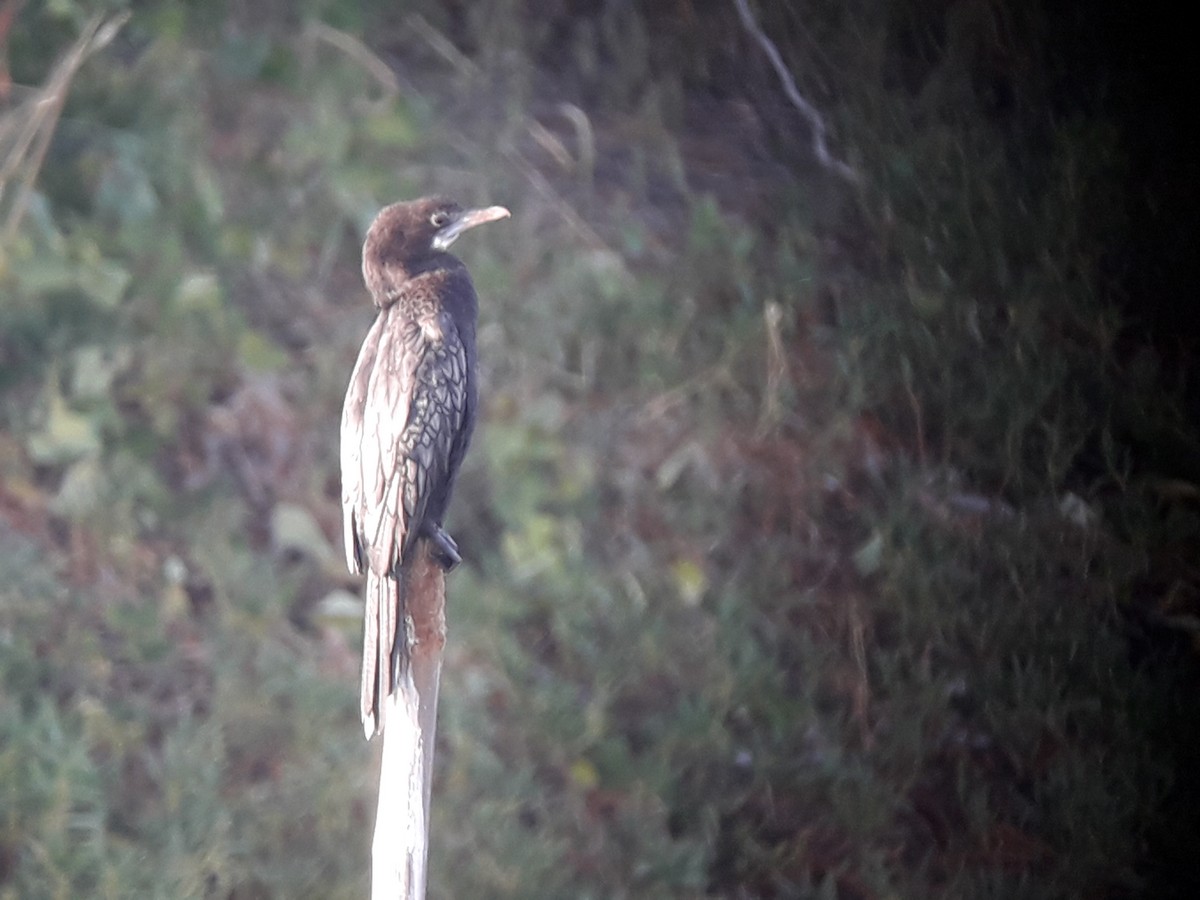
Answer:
[48,457,104,518]
[94,153,160,225]
[75,255,132,309]
[362,108,418,148]
[238,329,289,373]
[316,589,363,625]
[192,162,225,224]
[905,277,946,317]
[174,271,223,312]
[1058,492,1098,529]
[69,343,132,404]
[281,106,352,171]
[671,558,707,607]
[6,248,77,295]
[26,381,102,465]
[270,503,337,565]
[852,531,884,576]
[569,758,599,790]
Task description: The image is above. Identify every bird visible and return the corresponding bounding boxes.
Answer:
[341,196,509,737]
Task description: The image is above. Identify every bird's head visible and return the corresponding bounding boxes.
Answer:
[362,197,510,304]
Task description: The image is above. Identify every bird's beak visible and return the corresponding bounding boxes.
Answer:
[433,205,511,251]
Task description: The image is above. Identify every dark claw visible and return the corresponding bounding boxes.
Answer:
[427,525,462,572]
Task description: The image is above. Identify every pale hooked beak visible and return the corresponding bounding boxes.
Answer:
[432,205,511,251]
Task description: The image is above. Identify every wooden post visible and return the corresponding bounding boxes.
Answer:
[371,542,446,899]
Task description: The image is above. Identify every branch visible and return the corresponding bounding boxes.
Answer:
[0,12,130,240]
[371,541,446,900]
[732,0,861,185]
[305,21,399,110]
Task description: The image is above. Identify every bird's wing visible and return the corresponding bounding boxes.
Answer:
[340,311,386,575]
[354,306,420,575]
[394,307,471,559]
[342,305,422,735]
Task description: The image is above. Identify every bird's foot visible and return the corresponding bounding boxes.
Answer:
[426,525,462,572]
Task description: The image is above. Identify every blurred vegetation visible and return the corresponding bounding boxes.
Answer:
[2,0,1197,898]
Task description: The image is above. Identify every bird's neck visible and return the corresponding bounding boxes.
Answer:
[369,255,468,312]
[371,256,466,311]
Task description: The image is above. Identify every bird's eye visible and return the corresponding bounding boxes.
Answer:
[430,210,450,228]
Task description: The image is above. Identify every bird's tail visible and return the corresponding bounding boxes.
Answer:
[361,568,405,738]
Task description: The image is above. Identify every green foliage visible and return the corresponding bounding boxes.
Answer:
[2,1,1197,898]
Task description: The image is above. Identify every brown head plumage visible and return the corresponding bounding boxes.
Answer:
[361,197,510,306]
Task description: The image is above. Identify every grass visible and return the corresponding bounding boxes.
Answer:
[2,1,1198,898]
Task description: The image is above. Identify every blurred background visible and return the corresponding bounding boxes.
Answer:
[2,1,1198,897]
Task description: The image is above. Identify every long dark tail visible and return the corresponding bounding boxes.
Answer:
[361,568,405,738]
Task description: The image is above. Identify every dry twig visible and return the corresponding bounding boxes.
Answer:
[0,12,128,241]
[732,0,861,185]
[306,21,400,109]
[757,300,794,435]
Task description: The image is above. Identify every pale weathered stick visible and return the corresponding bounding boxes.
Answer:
[1,12,130,240]
[731,0,861,185]
[371,542,446,900]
